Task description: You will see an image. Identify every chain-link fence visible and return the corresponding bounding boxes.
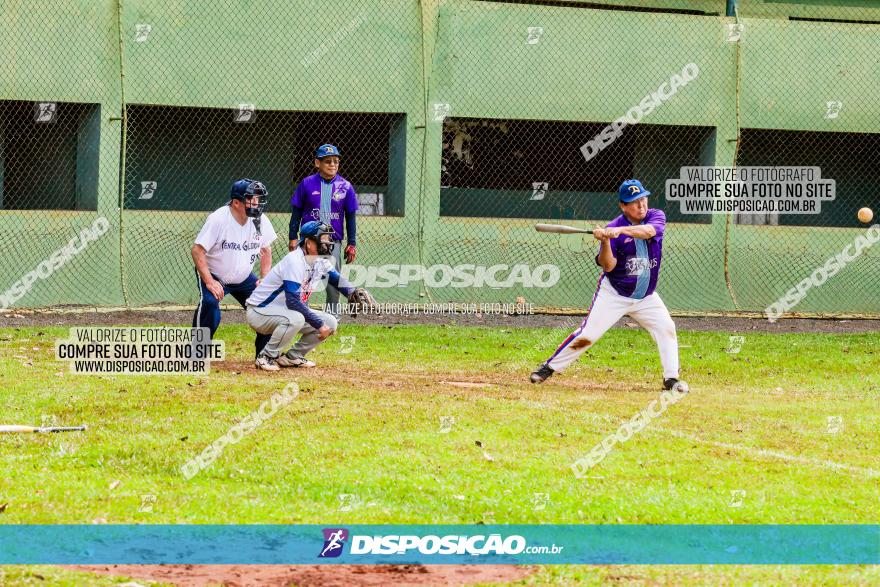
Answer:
[2,0,879,315]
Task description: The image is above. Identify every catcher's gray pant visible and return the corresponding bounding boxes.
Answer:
[324,241,343,317]
[246,305,338,359]
[546,277,679,379]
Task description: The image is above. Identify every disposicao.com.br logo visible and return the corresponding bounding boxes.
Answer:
[319,528,349,558]
[318,529,563,557]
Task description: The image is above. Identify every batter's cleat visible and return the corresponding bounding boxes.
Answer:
[664,378,689,394]
[530,363,554,384]
[255,354,280,372]
[276,351,316,368]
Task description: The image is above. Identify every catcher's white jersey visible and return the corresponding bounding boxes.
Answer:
[246,248,333,310]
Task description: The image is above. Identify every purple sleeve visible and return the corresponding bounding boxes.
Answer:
[344,184,359,213]
[290,182,305,209]
[646,209,666,240]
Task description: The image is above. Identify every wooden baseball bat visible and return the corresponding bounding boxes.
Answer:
[534,223,595,235]
[0,425,87,434]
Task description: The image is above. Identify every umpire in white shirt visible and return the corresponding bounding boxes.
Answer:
[191,178,276,357]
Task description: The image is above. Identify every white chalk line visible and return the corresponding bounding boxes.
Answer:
[661,428,880,479]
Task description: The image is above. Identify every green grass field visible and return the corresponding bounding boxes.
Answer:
[1,320,879,585]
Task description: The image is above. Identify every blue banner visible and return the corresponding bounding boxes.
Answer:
[0,525,876,565]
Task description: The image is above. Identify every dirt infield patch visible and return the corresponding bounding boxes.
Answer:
[72,564,534,586]
[3,307,880,333]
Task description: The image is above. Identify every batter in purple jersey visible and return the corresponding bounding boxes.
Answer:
[531,179,687,393]
[601,207,664,299]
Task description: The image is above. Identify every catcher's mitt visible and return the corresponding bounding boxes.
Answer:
[347,287,379,317]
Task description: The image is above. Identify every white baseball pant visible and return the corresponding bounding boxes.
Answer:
[246,305,337,358]
[546,276,679,379]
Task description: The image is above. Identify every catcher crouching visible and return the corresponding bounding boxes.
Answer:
[245,221,377,371]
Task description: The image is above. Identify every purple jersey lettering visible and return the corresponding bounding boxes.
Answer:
[290,173,359,241]
[595,208,666,298]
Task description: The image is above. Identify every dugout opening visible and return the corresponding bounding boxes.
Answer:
[736,128,880,227]
[0,100,100,211]
[440,117,713,223]
[123,105,406,216]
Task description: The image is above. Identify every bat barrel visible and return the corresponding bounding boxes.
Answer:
[43,426,87,433]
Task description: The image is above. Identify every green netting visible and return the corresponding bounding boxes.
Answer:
[0,0,123,308]
[1,0,879,315]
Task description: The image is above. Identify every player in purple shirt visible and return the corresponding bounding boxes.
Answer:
[531,179,687,393]
[288,144,359,316]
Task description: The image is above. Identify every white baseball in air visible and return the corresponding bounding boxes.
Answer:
[857,207,873,224]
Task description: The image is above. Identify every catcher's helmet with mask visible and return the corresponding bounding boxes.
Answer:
[298,221,335,256]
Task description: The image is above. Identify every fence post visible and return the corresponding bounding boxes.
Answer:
[115,0,130,307]
[722,0,742,310]
[417,0,443,303]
